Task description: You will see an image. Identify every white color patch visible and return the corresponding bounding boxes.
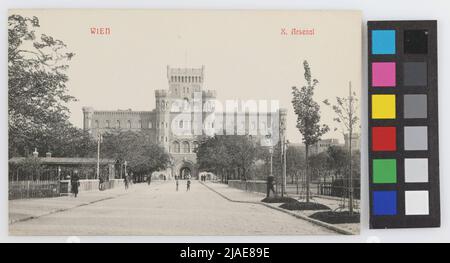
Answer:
[405,191,430,215]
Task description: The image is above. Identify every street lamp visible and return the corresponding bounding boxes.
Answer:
[281,139,289,197]
[96,133,103,180]
[269,145,274,178]
[124,160,128,180]
[265,133,275,198]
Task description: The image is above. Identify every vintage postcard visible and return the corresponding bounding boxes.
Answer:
[8,10,361,235]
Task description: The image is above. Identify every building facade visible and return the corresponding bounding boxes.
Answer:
[83,66,286,179]
[310,138,340,155]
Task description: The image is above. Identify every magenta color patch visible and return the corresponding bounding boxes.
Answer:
[372,62,396,87]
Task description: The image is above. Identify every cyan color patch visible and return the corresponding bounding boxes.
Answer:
[372,30,396,55]
[373,191,397,216]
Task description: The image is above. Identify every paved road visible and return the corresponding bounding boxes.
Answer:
[10,181,335,236]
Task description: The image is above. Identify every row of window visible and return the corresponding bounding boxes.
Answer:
[94,120,174,129]
[94,119,273,130]
[170,75,202,83]
[171,141,198,153]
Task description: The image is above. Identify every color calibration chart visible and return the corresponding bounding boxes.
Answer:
[368,21,440,229]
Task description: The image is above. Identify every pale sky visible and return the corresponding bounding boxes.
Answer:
[11,9,362,143]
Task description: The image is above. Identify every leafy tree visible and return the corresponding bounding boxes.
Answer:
[196,135,232,182]
[291,60,329,202]
[101,130,171,180]
[326,145,347,179]
[197,135,259,182]
[26,122,96,158]
[15,156,43,181]
[286,146,305,184]
[308,152,328,182]
[226,135,258,180]
[8,15,93,158]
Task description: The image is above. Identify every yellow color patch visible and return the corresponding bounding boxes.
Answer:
[372,94,396,119]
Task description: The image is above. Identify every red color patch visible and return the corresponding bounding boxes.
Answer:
[372,127,397,151]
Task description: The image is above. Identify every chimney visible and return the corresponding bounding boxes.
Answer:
[46,152,52,158]
[32,148,38,158]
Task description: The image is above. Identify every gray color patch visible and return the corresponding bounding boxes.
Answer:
[404,126,428,151]
[404,94,427,119]
[404,62,427,86]
[405,158,429,183]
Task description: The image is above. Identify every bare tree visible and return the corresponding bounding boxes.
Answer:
[323,82,359,213]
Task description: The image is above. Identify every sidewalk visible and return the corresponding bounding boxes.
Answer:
[202,181,359,235]
[9,185,133,225]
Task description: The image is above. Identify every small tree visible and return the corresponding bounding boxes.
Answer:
[291,61,329,203]
[323,82,359,213]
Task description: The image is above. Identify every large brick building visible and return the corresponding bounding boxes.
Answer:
[83,66,286,179]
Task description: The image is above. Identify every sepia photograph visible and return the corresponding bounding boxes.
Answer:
[8,10,362,236]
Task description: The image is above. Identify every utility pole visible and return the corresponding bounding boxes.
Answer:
[348,82,354,214]
[281,139,287,197]
[96,133,102,180]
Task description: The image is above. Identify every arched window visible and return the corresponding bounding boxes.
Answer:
[182,141,190,153]
[148,122,152,129]
[179,120,183,128]
[128,120,132,129]
[172,141,180,153]
[106,120,110,128]
[139,120,142,128]
[116,120,120,128]
[95,120,99,128]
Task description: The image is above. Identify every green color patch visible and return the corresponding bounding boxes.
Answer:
[373,159,397,184]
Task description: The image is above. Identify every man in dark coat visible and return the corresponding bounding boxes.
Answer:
[71,172,80,198]
[267,175,276,198]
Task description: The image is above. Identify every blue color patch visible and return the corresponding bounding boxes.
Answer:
[373,191,397,216]
[372,30,396,55]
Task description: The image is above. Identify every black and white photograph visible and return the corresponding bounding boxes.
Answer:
[7,10,362,236]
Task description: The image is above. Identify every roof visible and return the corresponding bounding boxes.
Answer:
[8,157,116,165]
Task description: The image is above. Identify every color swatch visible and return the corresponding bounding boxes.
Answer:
[368,21,440,229]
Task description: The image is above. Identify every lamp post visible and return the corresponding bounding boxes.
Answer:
[265,133,275,197]
[96,133,102,180]
[281,140,289,197]
[269,146,274,178]
[124,160,128,179]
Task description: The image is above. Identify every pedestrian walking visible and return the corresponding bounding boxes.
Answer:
[176,179,179,191]
[124,175,129,190]
[266,175,276,197]
[147,174,152,186]
[99,175,104,191]
[71,171,80,198]
[186,179,191,191]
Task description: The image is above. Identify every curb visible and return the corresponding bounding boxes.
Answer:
[9,193,125,225]
[201,182,355,236]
